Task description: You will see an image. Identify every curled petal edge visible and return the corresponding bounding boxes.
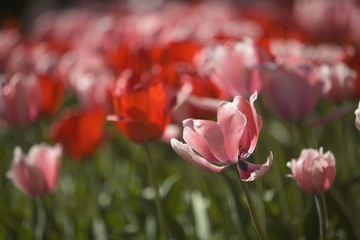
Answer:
[170,138,227,172]
[238,151,273,182]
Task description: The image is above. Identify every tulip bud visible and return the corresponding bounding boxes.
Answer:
[7,144,62,196]
[287,147,336,194]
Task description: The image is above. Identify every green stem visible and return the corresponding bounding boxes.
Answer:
[33,198,45,240]
[315,194,328,240]
[239,180,267,240]
[144,143,167,239]
[40,196,60,239]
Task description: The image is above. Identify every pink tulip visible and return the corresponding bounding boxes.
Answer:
[269,39,352,66]
[260,63,323,120]
[355,101,360,131]
[318,62,356,101]
[7,144,62,196]
[196,38,264,99]
[287,147,336,194]
[171,92,272,181]
[294,0,355,41]
[0,29,20,70]
[0,72,41,125]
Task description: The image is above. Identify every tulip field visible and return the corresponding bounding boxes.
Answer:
[1,0,360,239]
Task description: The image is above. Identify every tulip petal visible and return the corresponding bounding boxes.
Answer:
[161,124,181,144]
[7,147,46,196]
[294,159,316,193]
[355,101,360,131]
[288,147,336,194]
[171,138,227,172]
[236,92,262,158]
[217,99,246,161]
[288,159,315,193]
[28,144,62,190]
[192,119,230,163]
[187,95,221,113]
[237,152,273,181]
[311,150,336,194]
[183,119,221,163]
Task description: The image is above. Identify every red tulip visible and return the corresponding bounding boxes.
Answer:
[49,109,105,160]
[108,70,175,143]
[38,74,64,116]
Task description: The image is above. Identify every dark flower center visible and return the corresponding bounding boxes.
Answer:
[237,160,248,171]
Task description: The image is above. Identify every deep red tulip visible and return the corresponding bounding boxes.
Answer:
[108,70,175,143]
[38,74,64,116]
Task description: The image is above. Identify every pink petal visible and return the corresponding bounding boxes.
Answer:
[236,92,262,157]
[355,101,360,131]
[217,99,246,161]
[173,81,193,111]
[161,124,181,144]
[288,147,336,194]
[237,152,273,181]
[7,147,46,196]
[183,119,220,163]
[187,95,221,113]
[292,159,316,193]
[310,150,336,194]
[192,119,230,163]
[171,138,227,172]
[28,144,62,190]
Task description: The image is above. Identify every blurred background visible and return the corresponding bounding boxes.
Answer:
[1,0,360,239]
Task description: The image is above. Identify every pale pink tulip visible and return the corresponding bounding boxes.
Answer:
[7,144,62,196]
[0,72,41,125]
[355,101,360,131]
[287,147,336,194]
[318,62,356,101]
[171,92,272,181]
[260,63,323,120]
[294,0,355,40]
[196,38,264,99]
[72,72,115,112]
[0,29,20,70]
[269,39,353,66]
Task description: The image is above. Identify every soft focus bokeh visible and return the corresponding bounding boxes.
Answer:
[1,0,360,239]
